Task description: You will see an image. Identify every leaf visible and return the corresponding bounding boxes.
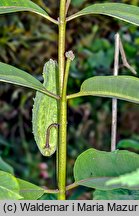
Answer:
[0,62,50,95]
[0,0,51,22]
[93,189,139,200]
[117,139,139,151]
[32,60,58,156]
[67,3,139,26]
[0,157,14,174]
[17,178,45,200]
[68,76,139,104]
[74,148,139,190]
[0,171,22,200]
[106,169,139,187]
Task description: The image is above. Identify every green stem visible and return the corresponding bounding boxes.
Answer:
[63,51,75,98]
[58,99,67,200]
[44,181,78,194]
[44,189,59,194]
[66,182,78,191]
[58,2,66,95]
[58,53,74,200]
[45,16,59,25]
[58,49,75,199]
[43,89,60,100]
[67,92,81,100]
[58,0,67,200]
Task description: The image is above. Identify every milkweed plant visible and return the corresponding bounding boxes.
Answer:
[0,0,139,200]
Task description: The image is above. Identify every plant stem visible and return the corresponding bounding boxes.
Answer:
[44,181,78,194]
[67,92,81,100]
[44,189,59,194]
[65,0,71,16]
[58,98,67,200]
[58,0,67,200]
[111,33,119,151]
[43,89,60,100]
[119,37,137,75]
[58,51,74,200]
[58,1,67,95]
[63,51,75,98]
[66,182,78,191]
[45,16,59,25]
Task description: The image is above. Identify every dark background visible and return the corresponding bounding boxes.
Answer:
[0,0,139,199]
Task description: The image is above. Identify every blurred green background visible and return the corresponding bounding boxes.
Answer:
[0,0,139,199]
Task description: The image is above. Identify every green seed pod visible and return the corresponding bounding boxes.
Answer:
[32,59,58,156]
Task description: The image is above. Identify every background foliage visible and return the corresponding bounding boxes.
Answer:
[0,0,139,199]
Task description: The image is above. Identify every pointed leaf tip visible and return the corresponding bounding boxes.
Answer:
[67,3,139,26]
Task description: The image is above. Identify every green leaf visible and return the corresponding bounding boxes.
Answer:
[93,189,139,200]
[17,178,45,200]
[68,76,139,104]
[32,60,58,156]
[0,171,22,200]
[67,3,139,26]
[0,0,52,23]
[74,148,139,190]
[0,62,50,95]
[117,139,139,151]
[106,169,139,187]
[0,157,14,174]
